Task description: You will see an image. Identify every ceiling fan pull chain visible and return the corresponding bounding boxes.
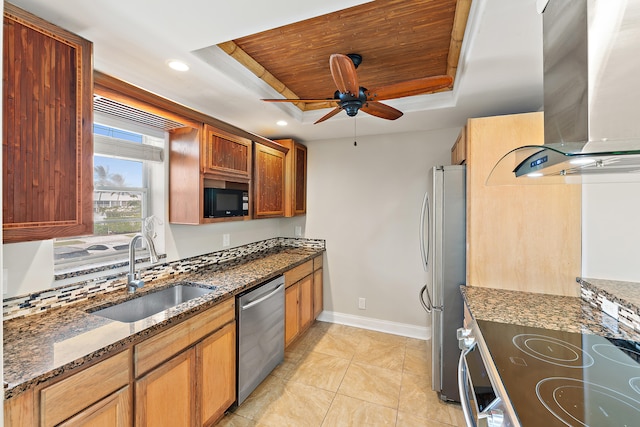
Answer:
[354,116,357,146]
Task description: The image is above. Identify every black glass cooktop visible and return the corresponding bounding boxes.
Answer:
[477,320,640,427]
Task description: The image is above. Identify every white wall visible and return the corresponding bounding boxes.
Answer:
[305,128,459,332]
[582,181,640,282]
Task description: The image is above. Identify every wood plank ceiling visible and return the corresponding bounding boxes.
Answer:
[218,0,471,111]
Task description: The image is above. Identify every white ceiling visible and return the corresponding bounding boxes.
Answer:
[8,0,544,142]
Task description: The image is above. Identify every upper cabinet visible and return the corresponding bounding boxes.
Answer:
[276,139,307,217]
[253,142,286,219]
[202,125,252,181]
[2,3,93,243]
[450,126,466,165]
[169,124,251,225]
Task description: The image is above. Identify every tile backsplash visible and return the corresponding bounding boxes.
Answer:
[3,237,324,321]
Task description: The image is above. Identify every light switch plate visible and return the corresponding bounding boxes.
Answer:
[295,226,302,237]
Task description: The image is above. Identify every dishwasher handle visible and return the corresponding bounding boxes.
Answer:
[241,284,284,311]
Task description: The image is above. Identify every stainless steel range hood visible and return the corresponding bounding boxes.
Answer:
[489,0,640,185]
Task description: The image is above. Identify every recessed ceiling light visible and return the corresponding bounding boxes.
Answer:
[168,60,189,72]
[527,172,543,178]
[276,120,288,126]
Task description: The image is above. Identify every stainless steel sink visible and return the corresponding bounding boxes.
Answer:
[89,283,216,323]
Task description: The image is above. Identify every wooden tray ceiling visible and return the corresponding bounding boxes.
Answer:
[218,0,471,111]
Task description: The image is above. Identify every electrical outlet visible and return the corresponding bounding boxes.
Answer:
[358,297,366,310]
[3,269,8,295]
[295,226,302,237]
[222,234,230,247]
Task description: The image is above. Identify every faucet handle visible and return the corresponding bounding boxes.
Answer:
[128,279,145,294]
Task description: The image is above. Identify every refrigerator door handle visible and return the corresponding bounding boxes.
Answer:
[419,191,430,272]
[419,283,442,313]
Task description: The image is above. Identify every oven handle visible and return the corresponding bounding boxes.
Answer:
[458,345,476,427]
[240,284,284,311]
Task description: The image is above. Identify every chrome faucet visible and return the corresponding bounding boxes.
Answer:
[127,233,159,294]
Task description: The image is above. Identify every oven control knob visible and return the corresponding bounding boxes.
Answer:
[478,409,504,427]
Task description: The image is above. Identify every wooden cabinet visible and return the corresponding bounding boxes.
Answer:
[134,298,236,426]
[275,139,307,217]
[451,126,467,165]
[197,322,236,426]
[253,142,286,218]
[39,350,130,427]
[202,125,252,180]
[313,256,323,319]
[136,350,196,427]
[284,255,324,347]
[169,125,251,224]
[59,386,131,427]
[464,112,581,296]
[2,3,93,243]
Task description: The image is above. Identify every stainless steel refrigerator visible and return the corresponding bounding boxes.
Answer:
[419,165,466,402]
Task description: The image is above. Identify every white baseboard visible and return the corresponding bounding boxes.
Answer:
[316,311,431,341]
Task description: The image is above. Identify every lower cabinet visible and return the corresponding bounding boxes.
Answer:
[197,322,236,426]
[136,350,197,426]
[284,255,324,347]
[60,386,131,427]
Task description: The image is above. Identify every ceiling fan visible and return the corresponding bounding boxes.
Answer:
[262,53,453,124]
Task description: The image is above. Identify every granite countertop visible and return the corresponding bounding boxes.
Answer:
[461,285,640,342]
[3,247,323,400]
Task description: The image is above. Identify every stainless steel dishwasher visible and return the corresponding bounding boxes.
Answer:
[236,275,285,405]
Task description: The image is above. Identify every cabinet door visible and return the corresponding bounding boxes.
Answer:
[292,143,307,215]
[299,275,314,332]
[284,284,300,347]
[3,4,93,243]
[313,268,323,320]
[136,349,196,427]
[58,386,131,427]
[197,322,236,426]
[203,125,251,180]
[253,143,285,218]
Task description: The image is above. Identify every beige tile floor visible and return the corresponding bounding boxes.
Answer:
[217,321,466,427]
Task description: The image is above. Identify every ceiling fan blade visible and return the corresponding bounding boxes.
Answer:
[330,54,359,96]
[262,98,339,103]
[314,107,343,124]
[366,75,453,101]
[361,101,403,120]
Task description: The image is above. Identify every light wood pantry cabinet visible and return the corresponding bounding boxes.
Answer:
[464,112,581,296]
[3,3,94,243]
[169,124,251,224]
[284,255,324,347]
[275,139,307,217]
[253,142,287,218]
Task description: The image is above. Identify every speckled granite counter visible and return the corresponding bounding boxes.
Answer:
[461,285,640,342]
[3,246,323,400]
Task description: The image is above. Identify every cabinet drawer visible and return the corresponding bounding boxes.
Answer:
[135,298,235,377]
[313,255,323,271]
[40,350,130,427]
[285,260,313,287]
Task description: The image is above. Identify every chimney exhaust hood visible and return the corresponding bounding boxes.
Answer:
[489,0,640,185]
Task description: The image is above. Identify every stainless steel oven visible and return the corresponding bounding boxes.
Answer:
[457,322,519,427]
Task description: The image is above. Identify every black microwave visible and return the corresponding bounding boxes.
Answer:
[203,188,249,218]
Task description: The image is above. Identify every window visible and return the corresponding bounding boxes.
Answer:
[54,123,164,272]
